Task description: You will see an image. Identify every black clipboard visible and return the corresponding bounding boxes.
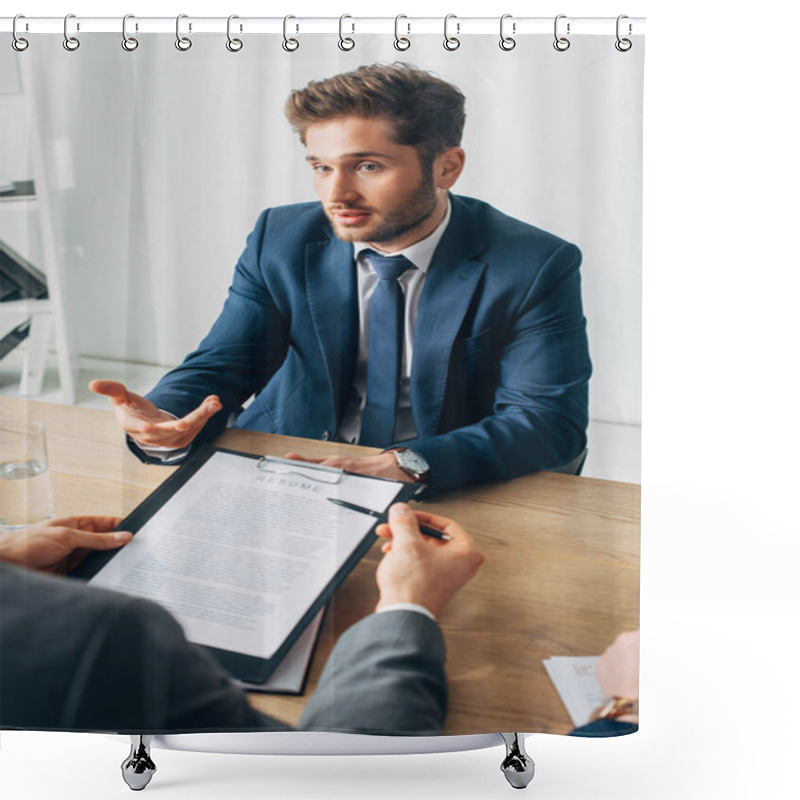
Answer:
[71,444,419,684]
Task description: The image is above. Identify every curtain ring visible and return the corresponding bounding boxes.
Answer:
[63,13,80,51]
[499,14,516,51]
[615,15,632,52]
[226,15,243,52]
[12,15,29,52]
[338,14,355,51]
[394,14,411,51]
[553,14,570,52]
[443,14,460,51]
[122,14,139,51]
[282,15,299,51]
[175,14,192,51]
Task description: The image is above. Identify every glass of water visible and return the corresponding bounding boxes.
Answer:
[0,419,55,529]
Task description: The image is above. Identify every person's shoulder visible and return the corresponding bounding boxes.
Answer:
[265,200,325,223]
[0,563,176,634]
[452,194,577,253]
[263,201,326,231]
[1,562,112,612]
[247,201,329,247]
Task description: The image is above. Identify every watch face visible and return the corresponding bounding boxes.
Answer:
[395,448,429,476]
[400,451,426,471]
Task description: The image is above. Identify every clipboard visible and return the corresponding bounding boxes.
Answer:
[71,444,419,684]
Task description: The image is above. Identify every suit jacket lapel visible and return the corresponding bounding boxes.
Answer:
[305,234,359,426]
[411,197,487,437]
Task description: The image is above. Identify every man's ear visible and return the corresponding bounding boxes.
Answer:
[433,147,466,190]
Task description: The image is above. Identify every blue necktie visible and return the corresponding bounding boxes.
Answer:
[359,251,413,448]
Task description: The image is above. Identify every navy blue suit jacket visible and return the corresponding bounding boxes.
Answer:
[143,194,591,496]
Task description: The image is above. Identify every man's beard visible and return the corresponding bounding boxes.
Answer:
[327,172,438,246]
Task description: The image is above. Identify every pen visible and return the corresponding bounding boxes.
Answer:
[327,498,452,541]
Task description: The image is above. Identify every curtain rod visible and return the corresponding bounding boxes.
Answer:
[1,16,646,36]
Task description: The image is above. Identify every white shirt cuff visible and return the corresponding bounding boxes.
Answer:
[376,602,435,621]
[132,410,189,462]
[134,442,190,462]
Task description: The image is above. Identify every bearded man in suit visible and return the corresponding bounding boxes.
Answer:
[92,63,591,497]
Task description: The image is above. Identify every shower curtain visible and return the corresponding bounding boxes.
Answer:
[0,12,644,786]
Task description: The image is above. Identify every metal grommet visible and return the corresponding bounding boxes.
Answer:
[338,14,355,51]
[175,13,192,51]
[63,13,80,51]
[615,15,632,52]
[226,15,243,52]
[122,14,139,51]
[282,15,299,52]
[12,15,29,52]
[499,13,516,51]
[553,14,570,52]
[443,14,460,51]
[394,14,410,51]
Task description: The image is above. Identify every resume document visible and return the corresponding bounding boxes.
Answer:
[89,451,405,661]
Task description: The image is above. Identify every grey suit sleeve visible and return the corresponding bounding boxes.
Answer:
[299,610,448,735]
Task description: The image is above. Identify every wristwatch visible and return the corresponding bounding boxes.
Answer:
[589,696,639,722]
[388,447,430,483]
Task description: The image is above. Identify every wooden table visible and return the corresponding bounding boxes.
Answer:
[1,397,639,734]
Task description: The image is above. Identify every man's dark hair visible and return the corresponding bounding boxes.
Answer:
[285,63,466,163]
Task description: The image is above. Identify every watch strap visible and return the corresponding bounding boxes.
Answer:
[387,447,430,483]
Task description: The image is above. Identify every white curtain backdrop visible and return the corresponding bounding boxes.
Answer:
[11,32,643,425]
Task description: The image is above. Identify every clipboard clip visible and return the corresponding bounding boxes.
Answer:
[257,455,343,484]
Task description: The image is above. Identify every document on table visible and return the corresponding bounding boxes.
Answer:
[82,447,414,682]
[542,656,603,726]
[234,607,326,695]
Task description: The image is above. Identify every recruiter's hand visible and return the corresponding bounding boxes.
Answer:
[0,516,132,575]
[89,379,222,449]
[373,503,485,617]
[284,451,412,483]
[596,629,640,714]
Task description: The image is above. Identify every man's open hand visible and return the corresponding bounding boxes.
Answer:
[89,380,221,449]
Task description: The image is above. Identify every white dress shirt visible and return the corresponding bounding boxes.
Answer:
[336,199,452,445]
